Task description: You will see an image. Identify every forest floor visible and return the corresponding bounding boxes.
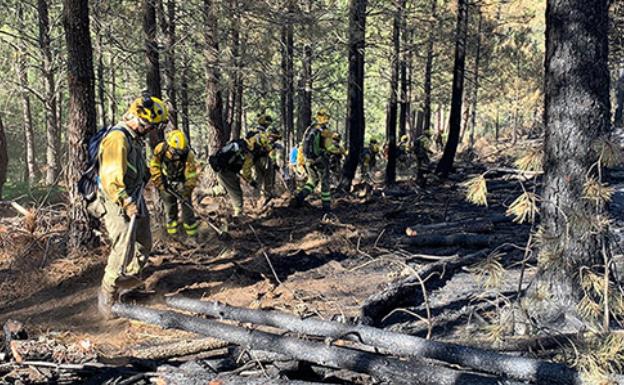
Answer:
[2,139,624,384]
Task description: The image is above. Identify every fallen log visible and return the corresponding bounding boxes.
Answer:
[360,247,508,325]
[112,304,525,385]
[405,214,511,235]
[130,337,228,360]
[406,221,495,237]
[168,296,580,385]
[401,233,494,247]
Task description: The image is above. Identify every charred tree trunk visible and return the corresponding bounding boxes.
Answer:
[181,60,191,143]
[203,0,226,160]
[530,0,611,328]
[468,9,483,150]
[435,0,468,177]
[63,0,98,250]
[38,0,61,185]
[421,0,437,137]
[280,4,295,159]
[385,0,403,185]
[229,0,243,140]
[398,23,410,139]
[93,1,106,128]
[0,115,7,199]
[298,0,313,142]
[159,0,178,128]
[144,0,163,148]
[339,0,367,190]
[615,65,624,128]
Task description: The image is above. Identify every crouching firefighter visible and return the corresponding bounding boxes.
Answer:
[150,130,199,237]
[208,138,255,218]
[78,96,169,319]
[292,108,341,213]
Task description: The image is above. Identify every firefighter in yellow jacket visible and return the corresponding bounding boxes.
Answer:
[149,130,199,237]
[97,96,168,319]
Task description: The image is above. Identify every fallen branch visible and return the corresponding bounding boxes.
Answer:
[112,304,525,385]
[401,233,494,247]
[405,214,511,235]
[130,338,229,360]
[167,296,580,385]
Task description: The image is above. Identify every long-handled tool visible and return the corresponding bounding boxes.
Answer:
[121,183,145,276]
[165,186,227,237]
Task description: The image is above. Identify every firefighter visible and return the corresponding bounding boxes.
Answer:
[247,114,276,202]
[208,138,256,218]
[97,96,168,319]
[292,108,341,213]
[360,138,380,182]
[149,130,199,237]
[329,132,346,186]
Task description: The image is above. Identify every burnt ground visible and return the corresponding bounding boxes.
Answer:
[2,150,624,383]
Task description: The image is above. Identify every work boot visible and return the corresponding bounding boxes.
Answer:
[322,201,331,214]
[290,191,305,208]
[97,287,117,320]
[117,275,143,292]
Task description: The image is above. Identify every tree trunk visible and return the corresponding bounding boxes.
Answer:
[435,0,468,177]
[229,0,243,140]
[398,25,410,139]
[0,114,7,199]
[615,65,624,128]
[298,0,313,142]
[93,1,106,128]
[339,0,367,190]
[531,0,611,328]
[385,0,404,185]
[37,0,61,185]
[144,0,163,148]
[63,0,98,250]
[181,61,191,143]
[421,0,437,137]
[280,4,295,161]
[469,9,483,150]
[203,0,226,160]
[109,55,117,124]
[159,0,178,128]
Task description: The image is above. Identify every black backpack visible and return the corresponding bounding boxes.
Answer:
[77,126,131,202]
[302,125,322,160]
[209,139,247,173]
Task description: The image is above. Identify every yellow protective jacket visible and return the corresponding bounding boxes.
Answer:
[98,123,149,204]
[149,142,200,190]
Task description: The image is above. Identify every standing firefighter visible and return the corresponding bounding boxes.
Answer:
[150,130,199,237]
[246,115,279,203]
[208,138,256,218]
[360,138,380,182]
[293,108,340,213]
[93,96,168,319]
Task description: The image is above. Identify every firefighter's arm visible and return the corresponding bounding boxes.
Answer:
[241,153,254,182]
[184,151,200,190]
[149,143,165,190]
[322,132,341,155]
[99,131,130,204]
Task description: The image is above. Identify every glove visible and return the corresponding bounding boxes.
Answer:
[122,199,139,218]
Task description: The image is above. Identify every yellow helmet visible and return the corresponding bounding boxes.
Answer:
[166,130,189,151]
[332,132,340,140]
[127,96,169,125]
[257,114,273,128]
[400,134,408,143]
[316,108,330,125]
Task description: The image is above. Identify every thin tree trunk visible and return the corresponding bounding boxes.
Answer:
[385,0,404,185]
[230,0,242,140]
[37,0,61,185]
[469,9,483,149]
[398,23,410,139]
[339,0,367,190]
[280,3,295,161]
[0,114,7,199]
[298,0,313,142]
[435,0,468,177]
[615,65,624,128]
[93,1,106,128]
[532,0,611,327]
[16,5,38,186]
[63,0,98,250]
[203,0,226,161]
[181,61,190,143]
[158,0,178,128]
[144,0,163,148]
[109,55,117,124]
[421,0,437,136]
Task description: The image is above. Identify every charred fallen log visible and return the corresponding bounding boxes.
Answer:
[112,304,526,385]
[167,296,580,385]
[401,233,494,247]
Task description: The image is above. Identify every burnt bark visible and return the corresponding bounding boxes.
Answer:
[229,0,243,140]
[38,0,61,185]
[159,0,178,128]
[144,0,163,148]
[469,9,483,149]
[280,3,295,155]
[168,296,581,385]
[63,0,98,250]
[297,0,313,142]
[421,0,437,137]
[339,0,367,190]
[112,304,526,385]
[435,0,468,177]
[203,0,226,159]
[615,65,624,127]
[532,0,611,327]
[385,0,403,185]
